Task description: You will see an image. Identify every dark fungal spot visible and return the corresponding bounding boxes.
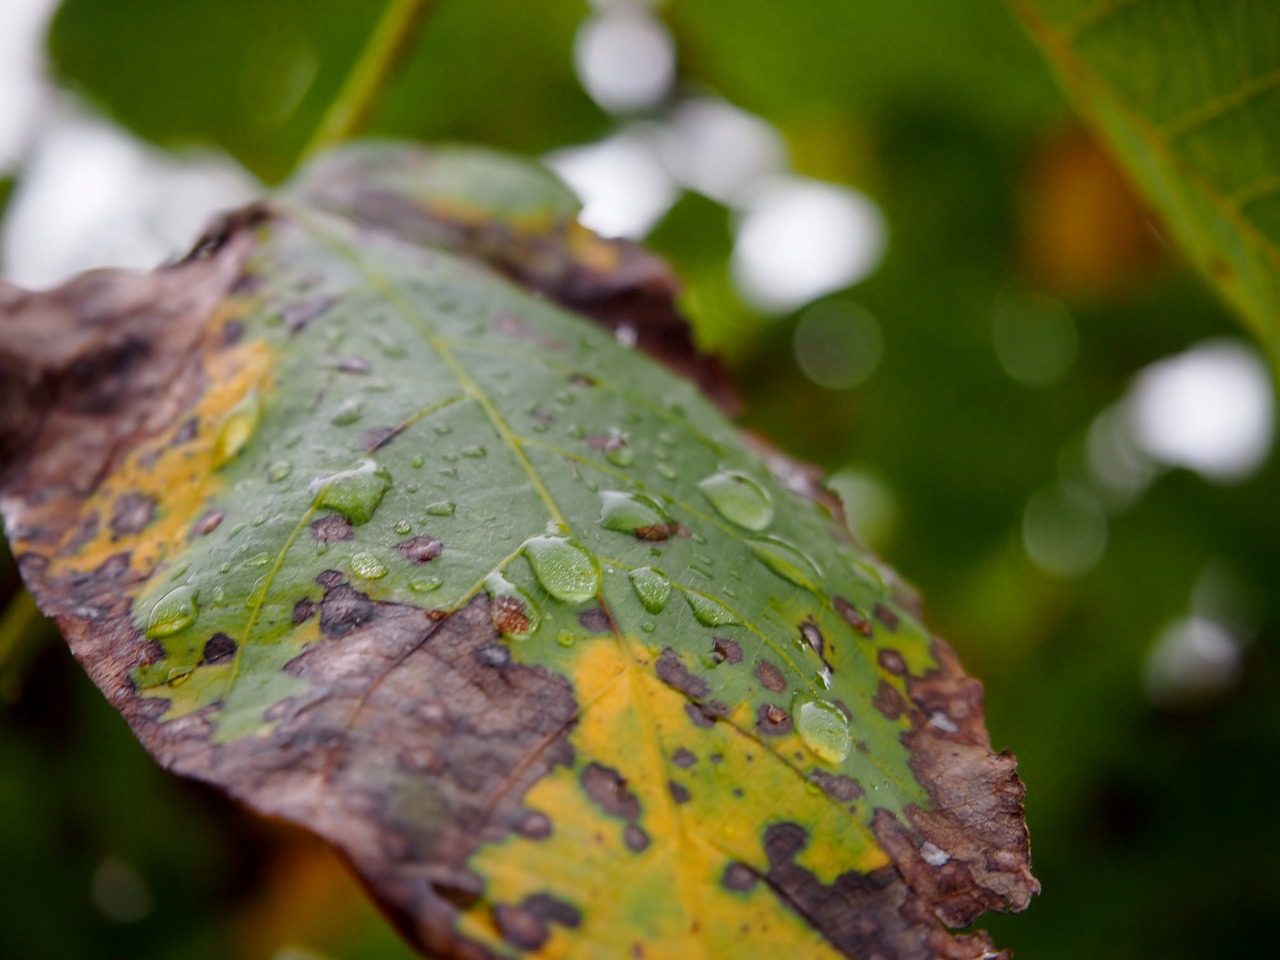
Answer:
[494,904,548,951]
[685,702,716,729]
[656,647,710,699]
[799,618,825,658]
[398,536,443,564]
[319,583,376,636]
[475,643,510,668]
[878,649,907,675]
[64,510,101,553]
[810,770,864,803]
[581,762,641,821]
[282,295,335,332]
[872,680,906,720]
[292,597,316,625]
[310,515,354,543]
[491,595,531,637]
[578,607,610,634]
[634,523,679,542]
[672,748,697,769]
[754,659,787,693]
[337,355,371,374]
[874,602,900,631]
[625,824,651,852]
[722,862,758,893]
[523,892,582,930]
[428,871,482,911]
[516,810,553,840]
[110,492,156,538]
[314,569,344,589]
[711,637,742,665]
[669,780,691,804]
[202,633,237,665]
[191,510,224,537]
[835,596,873,637]
[569,371,598,387]
[362,426,398,450]
[221,319,245,345]
[757,703,792,736]
[171,417,199,445]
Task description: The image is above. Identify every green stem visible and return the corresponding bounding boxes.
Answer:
[300,0,436,164]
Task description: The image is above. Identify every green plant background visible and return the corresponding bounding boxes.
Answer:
[2,1,1279,958]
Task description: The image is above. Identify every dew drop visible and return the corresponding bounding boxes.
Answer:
[628,566,671,613]
[425,501,457,517]
[351,551,388,580]
[599,491,671,536]
[485,573,540,640]
[567,424,585,440]
[411,456,425,468]
[749,536,824,591]
[685,592,740,627]
[792,695,852,764]
[331,399,363,426]
[394,519,413,535]
[268,461,293,483]
[310,459,392,525]
[462,445,487,459]
[524,536,600,604]
[698,471,773,531]
[145,585,199,638]
[433,423,453,436]
[556,630,577,648]
[251,513,267,527]
[656,463,679,481]
[410,576,442,593]
[641,620,657,633]
[214,390,261,467]
[242,552,272,568]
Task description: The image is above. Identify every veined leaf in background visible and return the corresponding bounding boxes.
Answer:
[0,144,1036,959]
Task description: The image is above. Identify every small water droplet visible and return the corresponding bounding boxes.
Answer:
[685,592,740,627]
[219,562,232,574]
[656,463,679,481]
[425,501,457,517]
[268,461,293,483]
[658,430,676,445]
[641,620,657,633]
[628,567,671,613]
[316,543,328,556]
[146,585,199,638]
[433,423,453,436]
[411,455,425,468]
[310,459,392,525]
[524,536,600,604]
[214,390,261,467]
[603,432,634,467]
[792,696,852,763]
[567,424,585,439]
[599,491,671,536]
[698,471,773,531]
[167,666,194,686]
[410,576,443,593]
[532,421,550,433]
[443,452,459,463]
[394,519,413,535]
[749,536,824,591]
[230,522,247,537]
[485,573,539,640]
[462,445,487,459]
[556,630,577,648]
[331,399,363,426]
[251,513,267,527]
[168,561,190,581]
[351,551,388,580]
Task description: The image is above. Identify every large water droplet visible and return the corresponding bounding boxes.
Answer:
[351,551,388,580]
[485,573,540,640]
[215,390,261,467]
[310,459,392,525]
[425,501,457,517]
[685,592,740,627]
[749,536,824,591]
[697,471,773,531]
[628,566,671,613]
[331,399,363,426]
[792,695,852,763]
[599,491,671,536]
[146,585,199,638]
[524,536,600,604]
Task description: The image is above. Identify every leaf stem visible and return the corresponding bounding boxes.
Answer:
[299,0,436,164]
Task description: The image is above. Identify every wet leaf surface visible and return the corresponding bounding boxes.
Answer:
[1011,0,1280,366]
[0,144,1036,958]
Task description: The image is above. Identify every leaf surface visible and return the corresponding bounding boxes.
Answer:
[1010,0,1280,365]
[0,144,1036,959]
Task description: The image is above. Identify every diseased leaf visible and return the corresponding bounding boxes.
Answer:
[0,144,1036,958]
[1010,0,1280,365]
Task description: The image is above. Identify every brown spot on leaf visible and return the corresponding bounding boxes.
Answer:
[568,372,597,387]
[282,295,335,332]
[655,647,709,699]
[292,597,317,625]
[722,862,758,893]
[711,637,742,665]
[397,536,443,564]
[668,780,691,804]
[491,595,531,638]
[872,680,907,720]
[671,748,697,769]
[684,702,716,729]
[171,416,199,445]
[474,643,510,668]
[756,703,792,736]
[110,492,156,538]
[202,633,237,665]
[835,596,873,637]
[879,649,907,676]
[581,762,640,821]
[494,904,549,951]
[310,515,354,543]
[624,824,650,852]
[319,582,376,636]
[578,607,610,634]
[191,510,224,537]
[874,602,900,631]
[634,523,681,542]
[754,659,787,693]
[516,810,552,840]
[810,770,864,804]
[337,355,371,374]
[523,892,582,930]
[799,618,825,657]
[363,426,398,450]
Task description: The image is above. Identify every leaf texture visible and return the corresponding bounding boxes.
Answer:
[0,144,1036,959]
[1010,0,1280,365]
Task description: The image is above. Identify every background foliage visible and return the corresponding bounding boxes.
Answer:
[1,1,1278,958]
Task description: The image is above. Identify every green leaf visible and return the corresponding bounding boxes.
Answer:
[0,144,1036,958]
[1010,0,1280,366]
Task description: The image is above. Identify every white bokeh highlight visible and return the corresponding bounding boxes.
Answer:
[545,128,676,239]
[574,6,675,114]
[662,97,787,205]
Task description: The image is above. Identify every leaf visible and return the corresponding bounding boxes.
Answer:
[1009,0,1280,365]
[0,144,1036,958]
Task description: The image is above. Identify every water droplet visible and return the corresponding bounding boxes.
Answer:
[462,445,487,459]
[167,666,194,686]
[146,585,199,638]
[230,522,247,536]
[268,461,293,483]
[168,561,190,581]
[310,459,392,525]
[485,573,539,640]
[443,453,459,463]
[698,471,773,531]
[433,423,453,436]
[214,390,261,467]
[351,551,388,580]
[628,567,671,613]
[656,463,679,481]
[792,696,852,764]
[599,491,671,536]
[394,519,413,535]
[567,424,585,440]
[242,552,272,568]
[251,513,267,527]
[685,592,740,627]
[658,430,676,445]
[219,562,232,574]
[604,437,634,467]
[524,536,600,604]
[556,630,577,648]
[331,399,363,426]
[410,576,443,593]
[425,501,457,517]
[641,620,657,633]
[749,536,824,591]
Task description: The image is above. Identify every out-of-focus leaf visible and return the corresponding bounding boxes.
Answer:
[0,144,1036,958]
[1010,0,1280,365]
